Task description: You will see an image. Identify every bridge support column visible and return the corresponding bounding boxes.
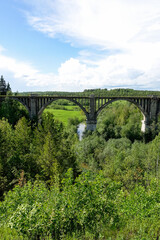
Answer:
[141,97,159,134]
[86,120,97,131]
[150,98,158,121]
[148,97,159,134]
[86,94,97,131]
[29,96,38,120]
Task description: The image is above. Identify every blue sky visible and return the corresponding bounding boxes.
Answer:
[1,0,160,92]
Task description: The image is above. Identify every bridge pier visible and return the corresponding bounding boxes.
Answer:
[86,94,97,131]
[86,120,97,131]
[146,97,159,134]
[150,97,159,124]
[29,96,38,120]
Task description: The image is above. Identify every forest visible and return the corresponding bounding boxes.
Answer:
[16,87,160,97]
[0,91,160,239]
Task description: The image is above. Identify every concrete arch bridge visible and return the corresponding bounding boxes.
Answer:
[0,95,160,132]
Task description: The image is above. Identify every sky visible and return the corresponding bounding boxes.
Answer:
[1,0,160,92]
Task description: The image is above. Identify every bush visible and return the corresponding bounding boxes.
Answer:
[0,170,121,239]
[0,226,26,240]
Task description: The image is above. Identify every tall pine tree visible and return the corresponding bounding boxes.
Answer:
[0,76,11,95]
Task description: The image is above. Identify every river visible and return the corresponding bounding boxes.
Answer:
[77,123,86,141]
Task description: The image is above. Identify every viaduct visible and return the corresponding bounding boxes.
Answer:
[0,94,160,132]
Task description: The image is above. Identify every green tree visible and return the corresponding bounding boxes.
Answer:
[0,98,29,126]
[0,118,14,196]
[11,117,36,181]
[38,131,60,185]
[33,113,77,183]
[97,101,143,141]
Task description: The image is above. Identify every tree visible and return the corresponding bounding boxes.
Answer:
[33,112,78,183]
[12,117,36,180]
[6,83,11,92]
[0,98,29,126]
[38,131,60,185]
[0,76,11,95]
[0,118,14,197]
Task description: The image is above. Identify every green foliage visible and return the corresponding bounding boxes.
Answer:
[47,99,76,107]
[115,179,160,239]
[0,118,14,196]
[18,87,160,97]
[2,92,160,239]
[97,101,143,141]
[76,131,106,171]
[0,76,11,95]
[0,181,51,239]
[0,171,121,239]
[33,113,77,183]
[0,226,26,240]
[1,172,160,239]
[0,113,78,197]
[38,131,60,185]
[0,97,29,125]
[83,87,160,97]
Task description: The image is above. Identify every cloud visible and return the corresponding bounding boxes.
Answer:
[0,47,57,91]
[2,0,160,91]
[25,0,160,48]
[0,48,160,92]
[19,0,160,90]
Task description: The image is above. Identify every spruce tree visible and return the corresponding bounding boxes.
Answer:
[0,76,11,95]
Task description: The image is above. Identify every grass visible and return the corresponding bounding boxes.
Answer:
[44,108,86,126]
[47,105,80,111]
[44,101,131,126]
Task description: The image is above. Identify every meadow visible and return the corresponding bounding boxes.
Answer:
[44,105,86,126]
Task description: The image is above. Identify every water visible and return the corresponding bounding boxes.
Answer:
[77,123,86,141]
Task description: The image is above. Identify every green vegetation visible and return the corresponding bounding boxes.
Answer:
[44,107,85,126]
[0,75,11,95]
[1,92,160,239]
[18,87,160,97]
[0,97,29,125]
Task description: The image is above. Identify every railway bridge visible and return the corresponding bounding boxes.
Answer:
[0,94,160,132]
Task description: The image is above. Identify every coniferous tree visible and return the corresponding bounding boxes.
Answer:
[6,83,11,92]
[0,76,11,95]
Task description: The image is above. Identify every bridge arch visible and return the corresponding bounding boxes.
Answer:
[0,97,30,124]
[0,96,30,115]
[96,98,149,133]
[38,97,89,119]
[13,97,30,113]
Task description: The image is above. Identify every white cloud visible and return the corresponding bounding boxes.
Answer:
[2,0,160,91]
[0,47,57,91]
[0,48,160,92]
[19,0,160,90]
[25,0,160,48]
